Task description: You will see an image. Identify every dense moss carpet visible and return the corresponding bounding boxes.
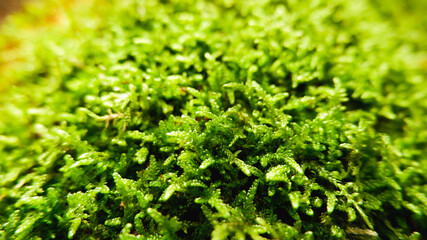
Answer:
[0,0,426,239]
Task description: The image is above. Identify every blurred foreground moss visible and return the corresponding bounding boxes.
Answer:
[0,0,426,239]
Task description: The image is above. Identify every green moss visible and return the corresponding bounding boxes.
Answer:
[0,0,426,239]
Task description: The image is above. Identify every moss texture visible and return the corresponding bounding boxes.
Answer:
[0,0,426,239]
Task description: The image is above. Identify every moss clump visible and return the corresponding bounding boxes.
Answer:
[1,0,426,239]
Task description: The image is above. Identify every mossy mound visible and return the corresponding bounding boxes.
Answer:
[0,0,426,239]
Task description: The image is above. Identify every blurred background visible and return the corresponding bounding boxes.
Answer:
[0,0,26,20]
